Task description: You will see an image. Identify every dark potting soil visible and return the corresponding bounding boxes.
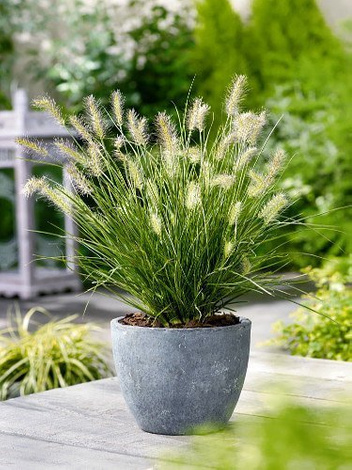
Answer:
[119,312,240,328]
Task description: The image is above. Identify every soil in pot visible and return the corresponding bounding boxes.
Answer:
[119,312,240,328]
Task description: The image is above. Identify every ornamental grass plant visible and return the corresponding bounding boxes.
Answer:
[0,306,112,400]
[19,76,304,326]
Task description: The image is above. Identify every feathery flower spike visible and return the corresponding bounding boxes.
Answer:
[32,95,65,126]
[187,98,210,132]
[127,160,143,190]
[229,201,242,226]
[69,115,93,143]
[248,170,269,197]
[186,181,201,210]
[66,164,92,195]
[54,140,85,165]
[156,112,178,155]
[87,142,104,177]
[187,147,202,164]
[150,212,162,236]
[113,136,126,160]
[236,147,257,170]
[259,193,288,224]
[233,111,266,145]
[22,177,72,216]
[225,75,247,116]
[214,133,234,160]
[127,109,148,146]
[85,95,106,139]
[267,148,285,178]
[111,90,125,126]
[224,240,234,259]
[15,138,49,158]
[210,174,236,190]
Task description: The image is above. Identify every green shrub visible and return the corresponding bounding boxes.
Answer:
[0,306,112,400]
[265,84,352,265]
[270,260,352,361]
[161,399,352,469]
[248,0,343,94]
[0,0,15,108]
[15,0,194,118]
[192,0,249,126]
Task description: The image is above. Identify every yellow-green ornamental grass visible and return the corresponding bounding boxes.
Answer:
[0,307,112,400]
[19,76,294,326]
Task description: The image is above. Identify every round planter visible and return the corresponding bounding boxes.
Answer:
[111,316,251,435]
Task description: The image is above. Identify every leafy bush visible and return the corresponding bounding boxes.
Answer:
[0,306,112,400]
[20,77,302,326]
[0,0,16,108]
[161,399,352,469]
[265,84,352,265]
[270,260,352,361]
[14,0,194,118]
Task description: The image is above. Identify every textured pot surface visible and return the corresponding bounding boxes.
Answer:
[111,316,251,435]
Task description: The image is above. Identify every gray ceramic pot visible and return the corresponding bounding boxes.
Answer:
[111,316,251,435]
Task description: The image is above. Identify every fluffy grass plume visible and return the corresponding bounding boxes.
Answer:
[20,76,300,326]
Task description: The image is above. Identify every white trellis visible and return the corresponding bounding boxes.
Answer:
[0,89,81,299]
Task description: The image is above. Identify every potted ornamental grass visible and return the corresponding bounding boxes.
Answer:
[19,76,298,434]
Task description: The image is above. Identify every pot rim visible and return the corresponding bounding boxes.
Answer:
[111,315,251,331]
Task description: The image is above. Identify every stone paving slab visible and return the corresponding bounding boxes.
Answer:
[1,353,351,470]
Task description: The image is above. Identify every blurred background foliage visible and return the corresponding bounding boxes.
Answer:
[162,398,352,469]
[0,0,351,270]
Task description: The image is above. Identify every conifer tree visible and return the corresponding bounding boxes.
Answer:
[192,0,249,125]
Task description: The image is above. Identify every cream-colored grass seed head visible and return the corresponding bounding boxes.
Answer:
[150,212,162,236]
[67,164,92,195]
[156,112,179,155]
[85,95,106,139]
[259,193,288,224]
[127,109,148,146]
[267,148,285,177]
[127,160,143,190]
[69,115,93,143]
[236,147,257,170]
[15,138,49,158]
[248,170,269,197]
[229,201,242,226]
[113,136,126,160]
[225,75,247,116]
[54,140,85,165]
[111,90,125,126]
[187,97,210,132]
[233,111,266,145]
[214,133,234,160]
[187,147,202,164]
[32,96,65,127]
[210,174,236,190]
[23,177,72,216]
[186,181,201,210]
[87,142,104,177]
[224,240,234,259]
[22,176,47,198]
